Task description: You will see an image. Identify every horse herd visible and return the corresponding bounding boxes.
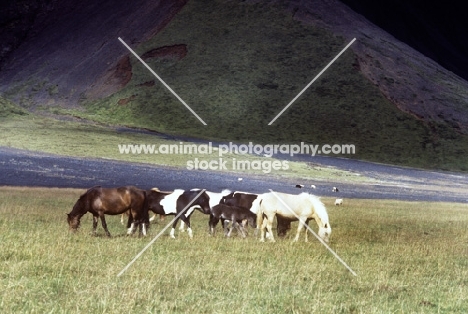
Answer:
[67,186,332,243]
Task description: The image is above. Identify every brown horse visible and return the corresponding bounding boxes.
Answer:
[67,186,148,237]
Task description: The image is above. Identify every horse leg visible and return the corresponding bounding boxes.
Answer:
[179,221,186,232]
[169,219,177,238]
[226,221,232,237]
[92,215,98,235]
[259,216,266,242]
[266,215,275,242]
[177,214,193,239]
[234,221,247,238]
[223,219,232,234]
[209,215,219,235]
[223,220,231,237]
[170,216,192,239]
[137,219,147,237]
[100,215,111,237]
[293,218,307,242]
[128,210,146,237]
[261,217,273,241]
[126,212,137,235]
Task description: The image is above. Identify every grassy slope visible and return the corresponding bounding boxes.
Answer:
[56,0,468,171]
[0,104,372,183]
[0,97,28,118]
[0,186,467,312]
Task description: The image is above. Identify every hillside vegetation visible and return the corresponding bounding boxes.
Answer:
[70,1,467,170]
[0,97,27,118]
[1,0,468,171]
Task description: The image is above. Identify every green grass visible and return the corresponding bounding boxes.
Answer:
[0,114,374,184]
[0,98,28,118]
[55,0,467,171]
[1,187,467,313]
[3,0,468,171]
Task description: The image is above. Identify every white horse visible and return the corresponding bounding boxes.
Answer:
[253,192,331,243]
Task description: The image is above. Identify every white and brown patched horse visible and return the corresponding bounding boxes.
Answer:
[144,188,211,239]
[253,192,331,243]
[178,189,232,232]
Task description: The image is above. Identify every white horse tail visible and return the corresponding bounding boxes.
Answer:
[249,198,264,239]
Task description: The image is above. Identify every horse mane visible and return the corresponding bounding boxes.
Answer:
[79,185,101,198]
[302,193,329,223]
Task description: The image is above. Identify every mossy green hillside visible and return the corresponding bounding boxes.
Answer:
[74,0,468,171]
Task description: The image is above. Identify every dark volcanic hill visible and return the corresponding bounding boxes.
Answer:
[339,0,468,82]
[0,0,188,105]
[0,0,467,170]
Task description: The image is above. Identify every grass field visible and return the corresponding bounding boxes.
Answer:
[1,186,467,313]
[0,114,374,184]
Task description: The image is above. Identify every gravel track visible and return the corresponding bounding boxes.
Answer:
[1,146,467,203]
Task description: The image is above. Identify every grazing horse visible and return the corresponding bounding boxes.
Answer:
[221,191,292,238]
[144,189,211,238]
[120,187,166,224]
[67,186,148,237]
[209,204,257,238]
[178,189,232,232]
[253,192,331,243]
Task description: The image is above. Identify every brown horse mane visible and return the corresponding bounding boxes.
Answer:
[79,185,101,198]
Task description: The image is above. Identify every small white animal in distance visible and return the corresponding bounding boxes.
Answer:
[238,178,243,181]
[311,185,316,189]
[332,187,339,192]
[335,198,343,206]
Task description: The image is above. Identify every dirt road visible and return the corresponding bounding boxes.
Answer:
[1,146,467,202]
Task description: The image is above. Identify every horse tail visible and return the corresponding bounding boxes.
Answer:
[141,190,150,227]
[251,198,263,231]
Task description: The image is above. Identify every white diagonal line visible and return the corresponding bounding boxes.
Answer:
[268,38,356,125]
[118,37,207,125]
[268,189,357,276]
[117,189,207,277]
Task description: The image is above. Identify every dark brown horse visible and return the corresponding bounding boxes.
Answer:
[209,204,257,238]
[67,186,148,237]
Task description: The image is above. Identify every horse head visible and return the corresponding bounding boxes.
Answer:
[317,221,331,243]
[308,194,332,243]
[195,191,211,214]
[67,192,88,231]
[67,213,81,231]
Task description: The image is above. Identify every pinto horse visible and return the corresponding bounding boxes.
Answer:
[144,189,211,239]
[67,186,148,237]
[253,192,331,243]
[177,189,232,232]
